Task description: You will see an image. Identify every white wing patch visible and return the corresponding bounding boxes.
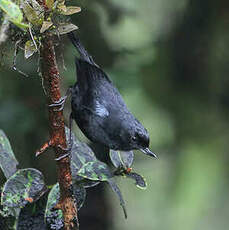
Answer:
[94,101,109,117]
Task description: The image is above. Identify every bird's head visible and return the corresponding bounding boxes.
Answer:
[129,123,157,159]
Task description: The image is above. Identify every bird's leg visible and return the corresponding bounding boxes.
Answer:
[55,113,73,161]
[49,86,73,111]
[37,88,73,158]
[54,145,70,161]
[68,112,73,150]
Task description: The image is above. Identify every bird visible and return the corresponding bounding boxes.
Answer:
[67,32,157,159]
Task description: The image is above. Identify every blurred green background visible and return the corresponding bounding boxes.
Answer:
[1,0,229,229]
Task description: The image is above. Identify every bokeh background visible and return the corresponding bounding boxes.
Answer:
[1,0,229,229]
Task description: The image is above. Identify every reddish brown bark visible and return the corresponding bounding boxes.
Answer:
[40,34,78,230]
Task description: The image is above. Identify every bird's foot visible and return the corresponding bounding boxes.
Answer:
[36,140,70,161]
[48,87,73,111]
[54,144,71,161]
[49,95,68,111]
[55,152,70,161]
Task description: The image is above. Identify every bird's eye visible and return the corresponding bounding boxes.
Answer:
[131,136,137,142]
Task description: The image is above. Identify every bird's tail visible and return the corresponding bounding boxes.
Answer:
[68,32,97,67]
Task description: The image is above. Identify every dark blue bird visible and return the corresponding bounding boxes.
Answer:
[68,32,157,158]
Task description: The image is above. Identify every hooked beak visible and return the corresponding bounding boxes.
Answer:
[140,148,158,159]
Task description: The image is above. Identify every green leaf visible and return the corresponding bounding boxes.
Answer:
[45,183,86,228]
[26,0,44,15]
[65,127,96,180]
[57,23,78,35]
[0,0,22,21]
[126,172,147,189]
[1,168,47,217]
[56,2,66,11]
[22,2,44,26]
[59,6,81,15]
[45,183,63,230]
[46,183,86,212]
[110,150,134,169]
[72,184,86,210]
[0,130,18,179]
[65,127,127,218]
[40,20,53,33]
[45,0,54,9]
[0,0,29,29]
[78,161,112,181]
[17,194,47,229]
[24,40,37,59]
[66,127,112,183]
[107,179,127,219]
[10,20,30,29]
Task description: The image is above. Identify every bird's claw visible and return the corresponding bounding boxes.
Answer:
[49,87,73,111]
[57,144,71,152]
[55,152,70,161]
[54,144,71,161]
[49,95,68,111]
[49,96,67,106]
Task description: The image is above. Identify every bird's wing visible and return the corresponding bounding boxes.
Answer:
[94,100,110,117]
[81,100,110,118]
[75,58,112,90]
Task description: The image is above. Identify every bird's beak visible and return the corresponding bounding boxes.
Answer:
[140,148,158,159]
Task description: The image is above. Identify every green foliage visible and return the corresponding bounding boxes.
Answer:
[24,40,37,59]
[125,172,147,190]
[57,23,78,35]
[66,127,128,217]
[1,168,47,217]
[110,150,134,169]
[0,0,81,63]
[110,149,147,190]
[45,183,86,228]
[0,130,18,179]
[22,0,44,26]
[0,0,81,30]
[0,128,153,226]
[108,179,127,219]
[40,21,53,33]
[45,183,64,230]
[45,0,54,10]
[0,0,29,29]
[78,161,112,181]
[58,6,81,16]
[17,196,47,229]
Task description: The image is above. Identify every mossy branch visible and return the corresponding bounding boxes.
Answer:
[40,34,78,230]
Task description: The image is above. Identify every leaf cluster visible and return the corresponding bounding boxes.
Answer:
[0,0,80,60]
[0,127,148,229]
[0,0,80,30]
